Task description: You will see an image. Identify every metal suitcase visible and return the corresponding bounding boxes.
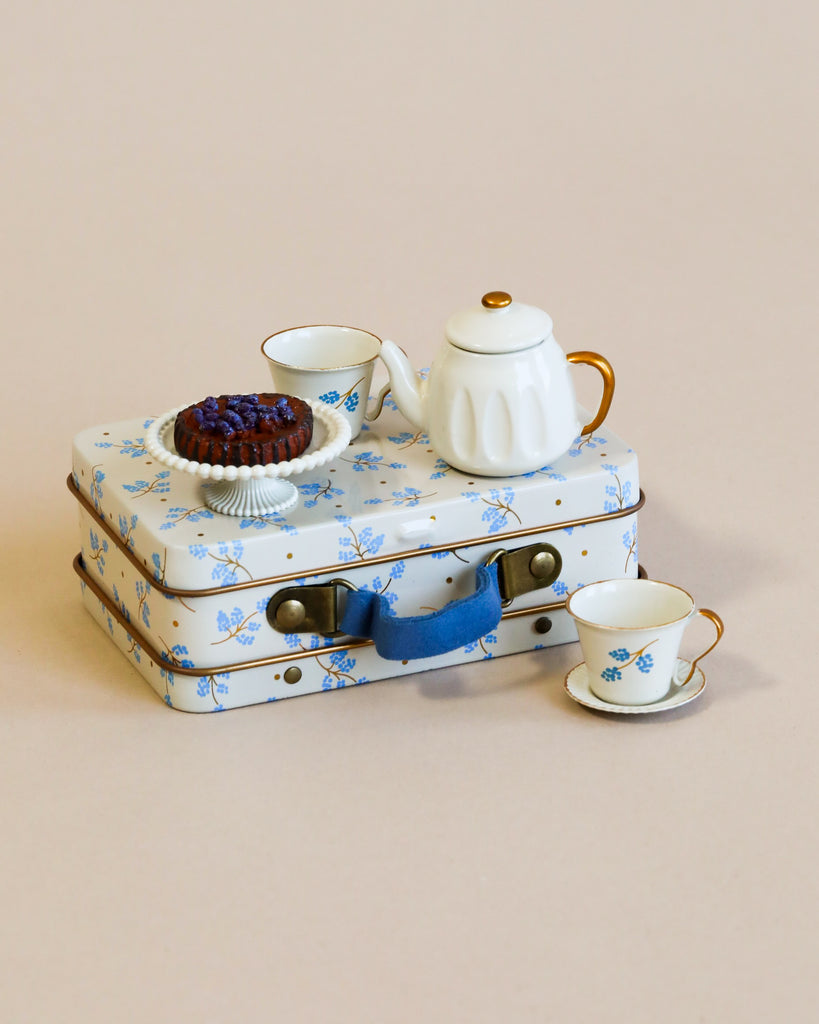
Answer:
[70,401,642,712]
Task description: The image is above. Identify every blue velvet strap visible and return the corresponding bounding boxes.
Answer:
[339,561,503,661]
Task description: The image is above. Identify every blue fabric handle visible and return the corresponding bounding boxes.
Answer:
[339,561,503,661]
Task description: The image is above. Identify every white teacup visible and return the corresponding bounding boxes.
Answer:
[261,325,384,439]
[566,579,724,706]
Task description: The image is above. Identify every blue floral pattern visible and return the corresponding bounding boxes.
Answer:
[73,398,639,711]
[600,641,657,681]
[462,488,521,534]
[319,376,367,413]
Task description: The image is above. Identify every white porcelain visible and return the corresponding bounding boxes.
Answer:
[564,660,706,714]
[378,291,615,476]
[144,399,351,516]
[566,579,723,706]
[261,325,382,439]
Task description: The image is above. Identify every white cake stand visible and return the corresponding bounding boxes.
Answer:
[144,399,351,516]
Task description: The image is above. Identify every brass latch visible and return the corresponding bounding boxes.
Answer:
[266,578,355,638]
[266,541,562,637]
[487,542,562,607]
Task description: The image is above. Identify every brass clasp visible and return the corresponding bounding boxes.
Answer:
[267,542,564,636]
[266,578,357,638]
[485,542,562,607]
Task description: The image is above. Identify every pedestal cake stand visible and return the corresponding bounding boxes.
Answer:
[144,399,351,516]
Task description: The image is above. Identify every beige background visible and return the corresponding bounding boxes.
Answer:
[3,1,817,1021]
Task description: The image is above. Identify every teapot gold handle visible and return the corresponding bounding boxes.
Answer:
[566,351,616,435]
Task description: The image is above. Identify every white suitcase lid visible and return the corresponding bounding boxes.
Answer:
[71,401,639,593]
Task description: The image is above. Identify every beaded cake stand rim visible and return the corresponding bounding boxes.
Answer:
[144,398,351,482]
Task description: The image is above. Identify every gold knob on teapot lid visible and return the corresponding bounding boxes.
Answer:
[481,291,512,308]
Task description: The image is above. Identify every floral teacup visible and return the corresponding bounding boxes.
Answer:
[566,579,723,706]
[262,325,384,439]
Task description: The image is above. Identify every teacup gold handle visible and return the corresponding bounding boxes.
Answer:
[678,609,725,686]
[566,351,616,435]
[365,383,391,422]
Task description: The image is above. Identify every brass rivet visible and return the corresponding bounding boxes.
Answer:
[276,600,306,630]
[481,290,512,308]
[529,551,556,579]
[534,617,553,634]
[283,667,302,685]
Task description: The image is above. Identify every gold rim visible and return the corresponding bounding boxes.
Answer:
[565,578,696,631]
[260,324,382,373]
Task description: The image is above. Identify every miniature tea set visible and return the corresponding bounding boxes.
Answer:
[143,288,723,714]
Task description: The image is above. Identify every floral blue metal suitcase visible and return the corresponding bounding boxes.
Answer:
[70,400,642,712]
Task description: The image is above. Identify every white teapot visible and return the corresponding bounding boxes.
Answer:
[377,291,615,476]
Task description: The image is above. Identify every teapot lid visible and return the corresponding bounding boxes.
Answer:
[445,291,554,354]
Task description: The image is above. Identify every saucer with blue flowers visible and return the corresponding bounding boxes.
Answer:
[564,659,706,714]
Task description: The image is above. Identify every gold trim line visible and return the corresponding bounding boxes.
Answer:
[74,552,580,678]
[67,474,644,598]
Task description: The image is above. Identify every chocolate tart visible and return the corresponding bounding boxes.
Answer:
[173,393,313,467]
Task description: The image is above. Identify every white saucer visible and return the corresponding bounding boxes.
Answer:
[563,659,706,715]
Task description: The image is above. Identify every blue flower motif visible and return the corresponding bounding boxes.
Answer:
[299,481,345,508]
[609,648,630,662]
[573,434,607,454]
[346,451,406,473]
[344,392,360,412]
[622,522,638,570]
[463,631,498,657]
[215,606,261,646]
[636,653,653,673]
[601,666,622,682]
[388,430,430,447]
[161,643,195,670]
[522,465,567,481]
[118,514,138,550]
[123,471,171,496]
[319,390,340,405]
[216,608,235,632]
[387,487,427,506]
[90,468,105,510]
[161,506,216,531]
[95,437,147,458]
[336,520,385,562]
[112,585,131,623]
[210,541,246,587]
[602,464,634,513]
[136,580,151,627]
[235,624,261,646]
[238,513,297,533]
[89,530,108,575]
[361,577,399,615]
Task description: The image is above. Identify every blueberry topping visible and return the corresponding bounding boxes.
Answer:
[188,393,301,439]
